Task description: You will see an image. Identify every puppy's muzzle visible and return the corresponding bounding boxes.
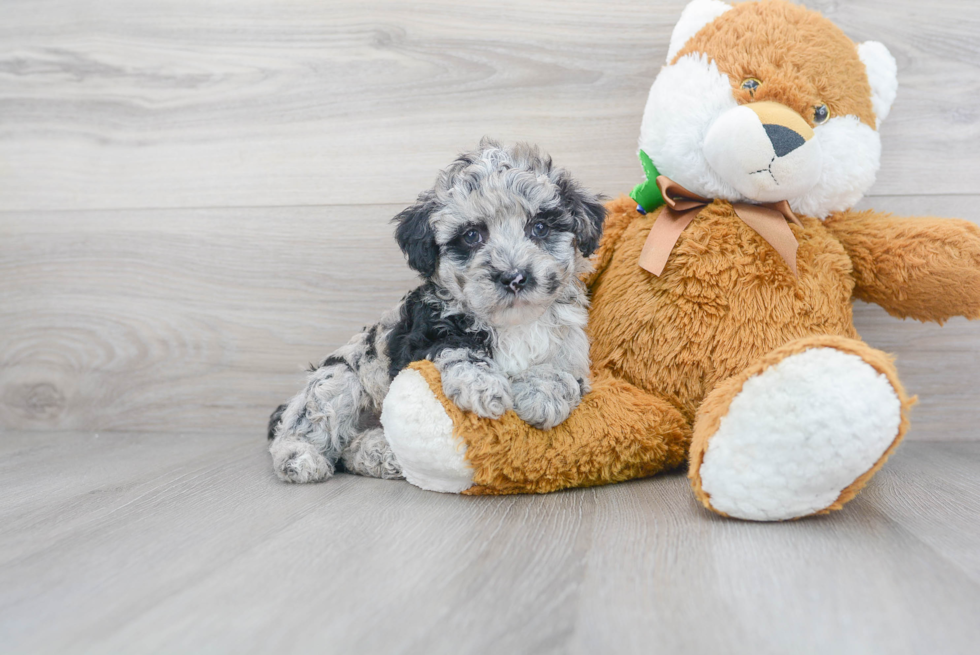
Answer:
[495,269,533,294]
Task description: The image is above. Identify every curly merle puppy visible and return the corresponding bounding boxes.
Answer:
[267,139,606,483]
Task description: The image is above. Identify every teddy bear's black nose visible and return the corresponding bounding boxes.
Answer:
[764,123,807,158]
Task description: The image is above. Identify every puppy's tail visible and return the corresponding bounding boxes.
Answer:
[267,403,288,441]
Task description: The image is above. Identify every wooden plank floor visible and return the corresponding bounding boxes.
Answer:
[1,432,979,655]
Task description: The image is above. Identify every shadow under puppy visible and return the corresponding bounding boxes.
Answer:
[268,139,607,483]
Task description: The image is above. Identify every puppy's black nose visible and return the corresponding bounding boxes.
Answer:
[498,270,530,293]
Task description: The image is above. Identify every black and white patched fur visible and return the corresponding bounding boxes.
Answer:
[267,139,606,483]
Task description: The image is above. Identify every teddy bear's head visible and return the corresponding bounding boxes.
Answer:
[638,0,897,218]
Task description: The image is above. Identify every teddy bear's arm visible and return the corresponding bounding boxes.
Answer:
[824,209,980,323]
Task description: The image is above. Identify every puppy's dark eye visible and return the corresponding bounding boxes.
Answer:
[741,78,761,95]
[813,103,830,125]
[462,228,483,246]
[531,221,550,238]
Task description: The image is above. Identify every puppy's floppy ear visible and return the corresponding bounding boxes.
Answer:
[556,173,606,257]
[393,193,439,278]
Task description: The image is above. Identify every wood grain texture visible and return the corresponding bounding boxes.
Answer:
[0,204,417,434]
[1,0,978,438]
[0,0,978,211]
[2,197,978,438]
[0,431,978,654]
[0,196,980,440]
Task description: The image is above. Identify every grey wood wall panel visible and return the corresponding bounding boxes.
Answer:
[1,0,978,438]
[0,0,977,211]
[0,204,418,434]
[1,431,978,654]
[1,196,978,438]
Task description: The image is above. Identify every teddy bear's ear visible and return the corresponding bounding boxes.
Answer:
[666,0,732,63]
[857,41,898,127]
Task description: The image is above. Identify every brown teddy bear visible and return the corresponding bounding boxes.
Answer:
[380,0,980,520]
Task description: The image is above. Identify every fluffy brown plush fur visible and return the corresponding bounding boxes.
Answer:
[824,211,980,323]
[390,0,980,518]
[675,0,877,128]
[409,360,690,495]
[589,197,859,424]
[407,191,979,510]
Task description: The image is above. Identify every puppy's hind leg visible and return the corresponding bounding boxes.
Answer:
[267,403,288,441]
[341,426,404,480]
[269,362,367,483]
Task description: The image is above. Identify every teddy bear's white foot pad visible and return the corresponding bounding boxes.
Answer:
[381,368,474,493]
[699,347,902,521]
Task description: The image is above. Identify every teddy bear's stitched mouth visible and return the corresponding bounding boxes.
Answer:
[749,156,779,185]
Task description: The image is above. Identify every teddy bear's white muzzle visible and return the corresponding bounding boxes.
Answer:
[703,102,822,203]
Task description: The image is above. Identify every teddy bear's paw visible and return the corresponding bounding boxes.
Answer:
[381,367,475,493]
[695,346,903,521]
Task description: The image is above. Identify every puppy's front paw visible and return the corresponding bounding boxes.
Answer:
[512,369,582,430]
[441,364,514,419]
[271,439,334,483]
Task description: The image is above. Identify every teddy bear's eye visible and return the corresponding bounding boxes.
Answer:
[740,78,761,94]
[813,104,830,125]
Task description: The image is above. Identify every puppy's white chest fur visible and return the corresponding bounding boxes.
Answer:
[492,302,589,378]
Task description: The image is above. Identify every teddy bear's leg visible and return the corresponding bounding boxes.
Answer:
[688,335,914,521]
[381,361,691,494]
[378,365,473,493]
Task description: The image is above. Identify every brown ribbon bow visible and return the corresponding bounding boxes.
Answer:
[638,176,804,277]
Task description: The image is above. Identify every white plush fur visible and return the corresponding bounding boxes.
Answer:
[638,53,883,218]
[703,104,823,202]
[698,348,902,521]
[639,53,741,201]
[790,115,881,218]
[493,300,590,382]
[858,41,898,127]
[666,0,732,63]
[382,368,474,493]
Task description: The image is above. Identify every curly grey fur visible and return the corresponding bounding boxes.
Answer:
[340,427,403,479]
[434,347,514,419]
[270,310,402,484]
[269,139,605,483]
[510,365,584,430]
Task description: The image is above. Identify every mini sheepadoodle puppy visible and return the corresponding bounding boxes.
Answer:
[267,139,606,483]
